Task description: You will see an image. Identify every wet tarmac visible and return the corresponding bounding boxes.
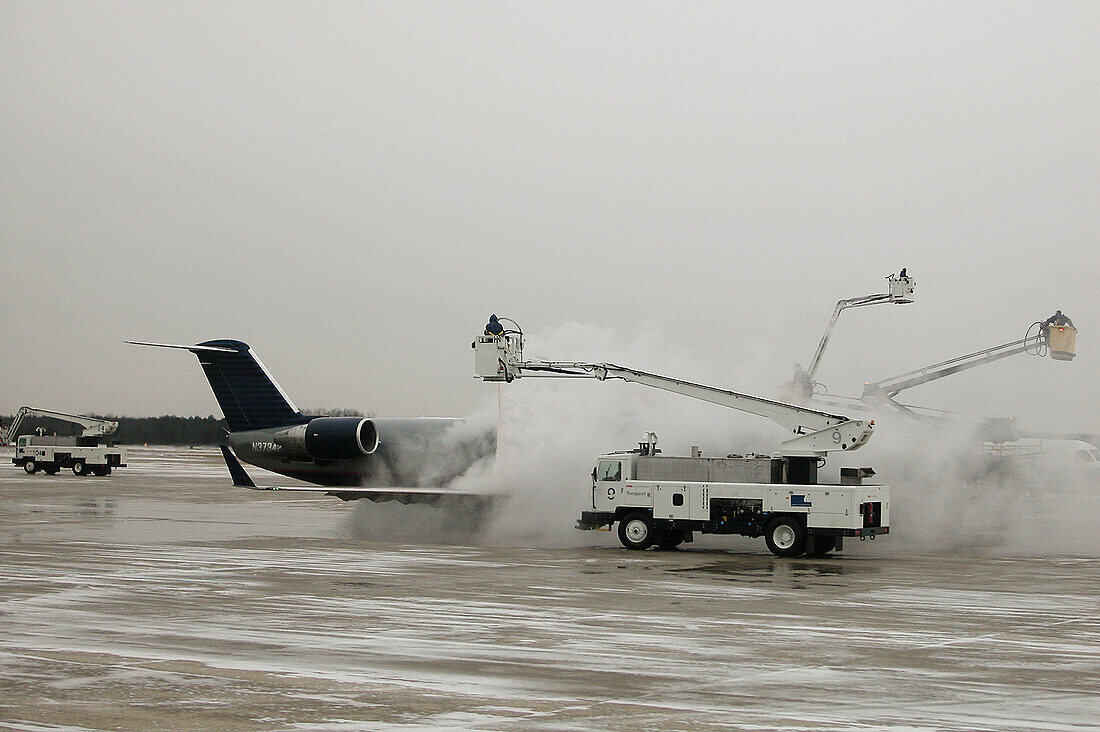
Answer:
[1,447,1097,731]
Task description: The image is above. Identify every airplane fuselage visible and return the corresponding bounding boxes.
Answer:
[228,416,493,488]
[228,429,368,485]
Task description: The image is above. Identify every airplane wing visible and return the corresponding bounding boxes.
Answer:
[218,445,495,505]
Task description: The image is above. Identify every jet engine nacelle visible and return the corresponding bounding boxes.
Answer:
[274,417,379,461]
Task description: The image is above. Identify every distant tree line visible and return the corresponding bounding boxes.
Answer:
[2,415,228,446]
[302,408,366,418]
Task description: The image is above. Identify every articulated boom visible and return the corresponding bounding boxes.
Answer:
[1,406,118,445]
[860,314,1077,409]
[804,270,915,385]
[474,332,873,456]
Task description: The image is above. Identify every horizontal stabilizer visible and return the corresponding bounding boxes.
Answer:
[126,340,238,353]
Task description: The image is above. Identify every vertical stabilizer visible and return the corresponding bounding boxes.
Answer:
[193,340,306,431]
[128,339,308,431]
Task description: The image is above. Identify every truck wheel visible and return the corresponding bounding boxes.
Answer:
[93,467,110,476]
[72,460,88,476]
[618,513,656,550]
[808,535,836,557]
[657,530,686,550]
[765,516,806,557]
[23,460,37,474]
[44,466,60,475]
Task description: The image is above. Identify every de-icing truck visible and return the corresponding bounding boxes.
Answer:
[473,320,888,557]
[581,436,885,556]
[3,407,126,476]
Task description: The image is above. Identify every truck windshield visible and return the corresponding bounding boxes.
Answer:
[597,460,621,482]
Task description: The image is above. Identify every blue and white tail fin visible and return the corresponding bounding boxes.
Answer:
[127,339,308,432]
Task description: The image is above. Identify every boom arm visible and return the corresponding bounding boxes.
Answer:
[474,333,873,456]
[804,270,915,384]
[1,406,118,444]
[861,316,1074,408]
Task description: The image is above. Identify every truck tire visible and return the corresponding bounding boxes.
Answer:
[23,460,37,474]
[44,465,60,475]
[657,530,686,550]
[765,516,806,557]
[618,513,656,550]
[93,467,110,476]
[72,460,88,476]
[808,535,836,557]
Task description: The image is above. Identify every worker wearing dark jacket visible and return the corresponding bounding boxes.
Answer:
[485,314,505,336]
[1045,310,1074,328]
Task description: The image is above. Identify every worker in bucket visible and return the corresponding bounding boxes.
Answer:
[485,314,505,336]
[1045,310,1074,328]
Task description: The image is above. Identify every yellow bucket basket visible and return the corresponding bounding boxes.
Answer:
[1046,324,1077,361]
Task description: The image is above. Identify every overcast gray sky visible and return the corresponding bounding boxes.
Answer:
[2,1,1096,434]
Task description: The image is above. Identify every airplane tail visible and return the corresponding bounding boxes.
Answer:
[128,339,308,432]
